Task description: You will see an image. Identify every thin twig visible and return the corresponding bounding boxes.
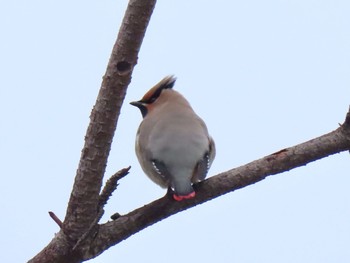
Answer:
[48,211,63,228]
[99,166,131,208]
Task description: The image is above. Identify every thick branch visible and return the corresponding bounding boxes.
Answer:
[28,1,157,262]
[84,117,350,260]
[63,0,156,239]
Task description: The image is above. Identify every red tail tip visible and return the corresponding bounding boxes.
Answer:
[173,191,196,201]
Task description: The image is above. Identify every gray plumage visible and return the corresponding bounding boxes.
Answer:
[131,76,215,200]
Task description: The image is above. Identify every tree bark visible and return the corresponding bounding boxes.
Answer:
[28,0,157,262]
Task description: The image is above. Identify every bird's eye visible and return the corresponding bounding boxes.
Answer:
[147,86,163,104]
[149,96,157,103]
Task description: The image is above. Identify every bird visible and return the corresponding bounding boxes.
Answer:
[130,76,215,201]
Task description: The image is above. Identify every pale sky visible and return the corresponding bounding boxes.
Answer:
[1,1,350,262]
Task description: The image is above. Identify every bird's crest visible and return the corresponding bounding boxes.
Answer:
[141,75,177,103]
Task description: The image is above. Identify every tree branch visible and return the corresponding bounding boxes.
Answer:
[81,111,350,260]
[48,212,63,229]
[63,0,156,240]
[28,1,157,262]
[99,166,131,209]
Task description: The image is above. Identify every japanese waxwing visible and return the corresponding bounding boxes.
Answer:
[130,76,216,201]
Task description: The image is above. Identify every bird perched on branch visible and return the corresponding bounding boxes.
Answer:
[130,76,215,201]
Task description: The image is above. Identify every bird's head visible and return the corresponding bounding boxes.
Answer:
[130,75,177,118]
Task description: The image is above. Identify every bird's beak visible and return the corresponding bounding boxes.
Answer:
[130,101,143,108]
[130,101,147,118]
